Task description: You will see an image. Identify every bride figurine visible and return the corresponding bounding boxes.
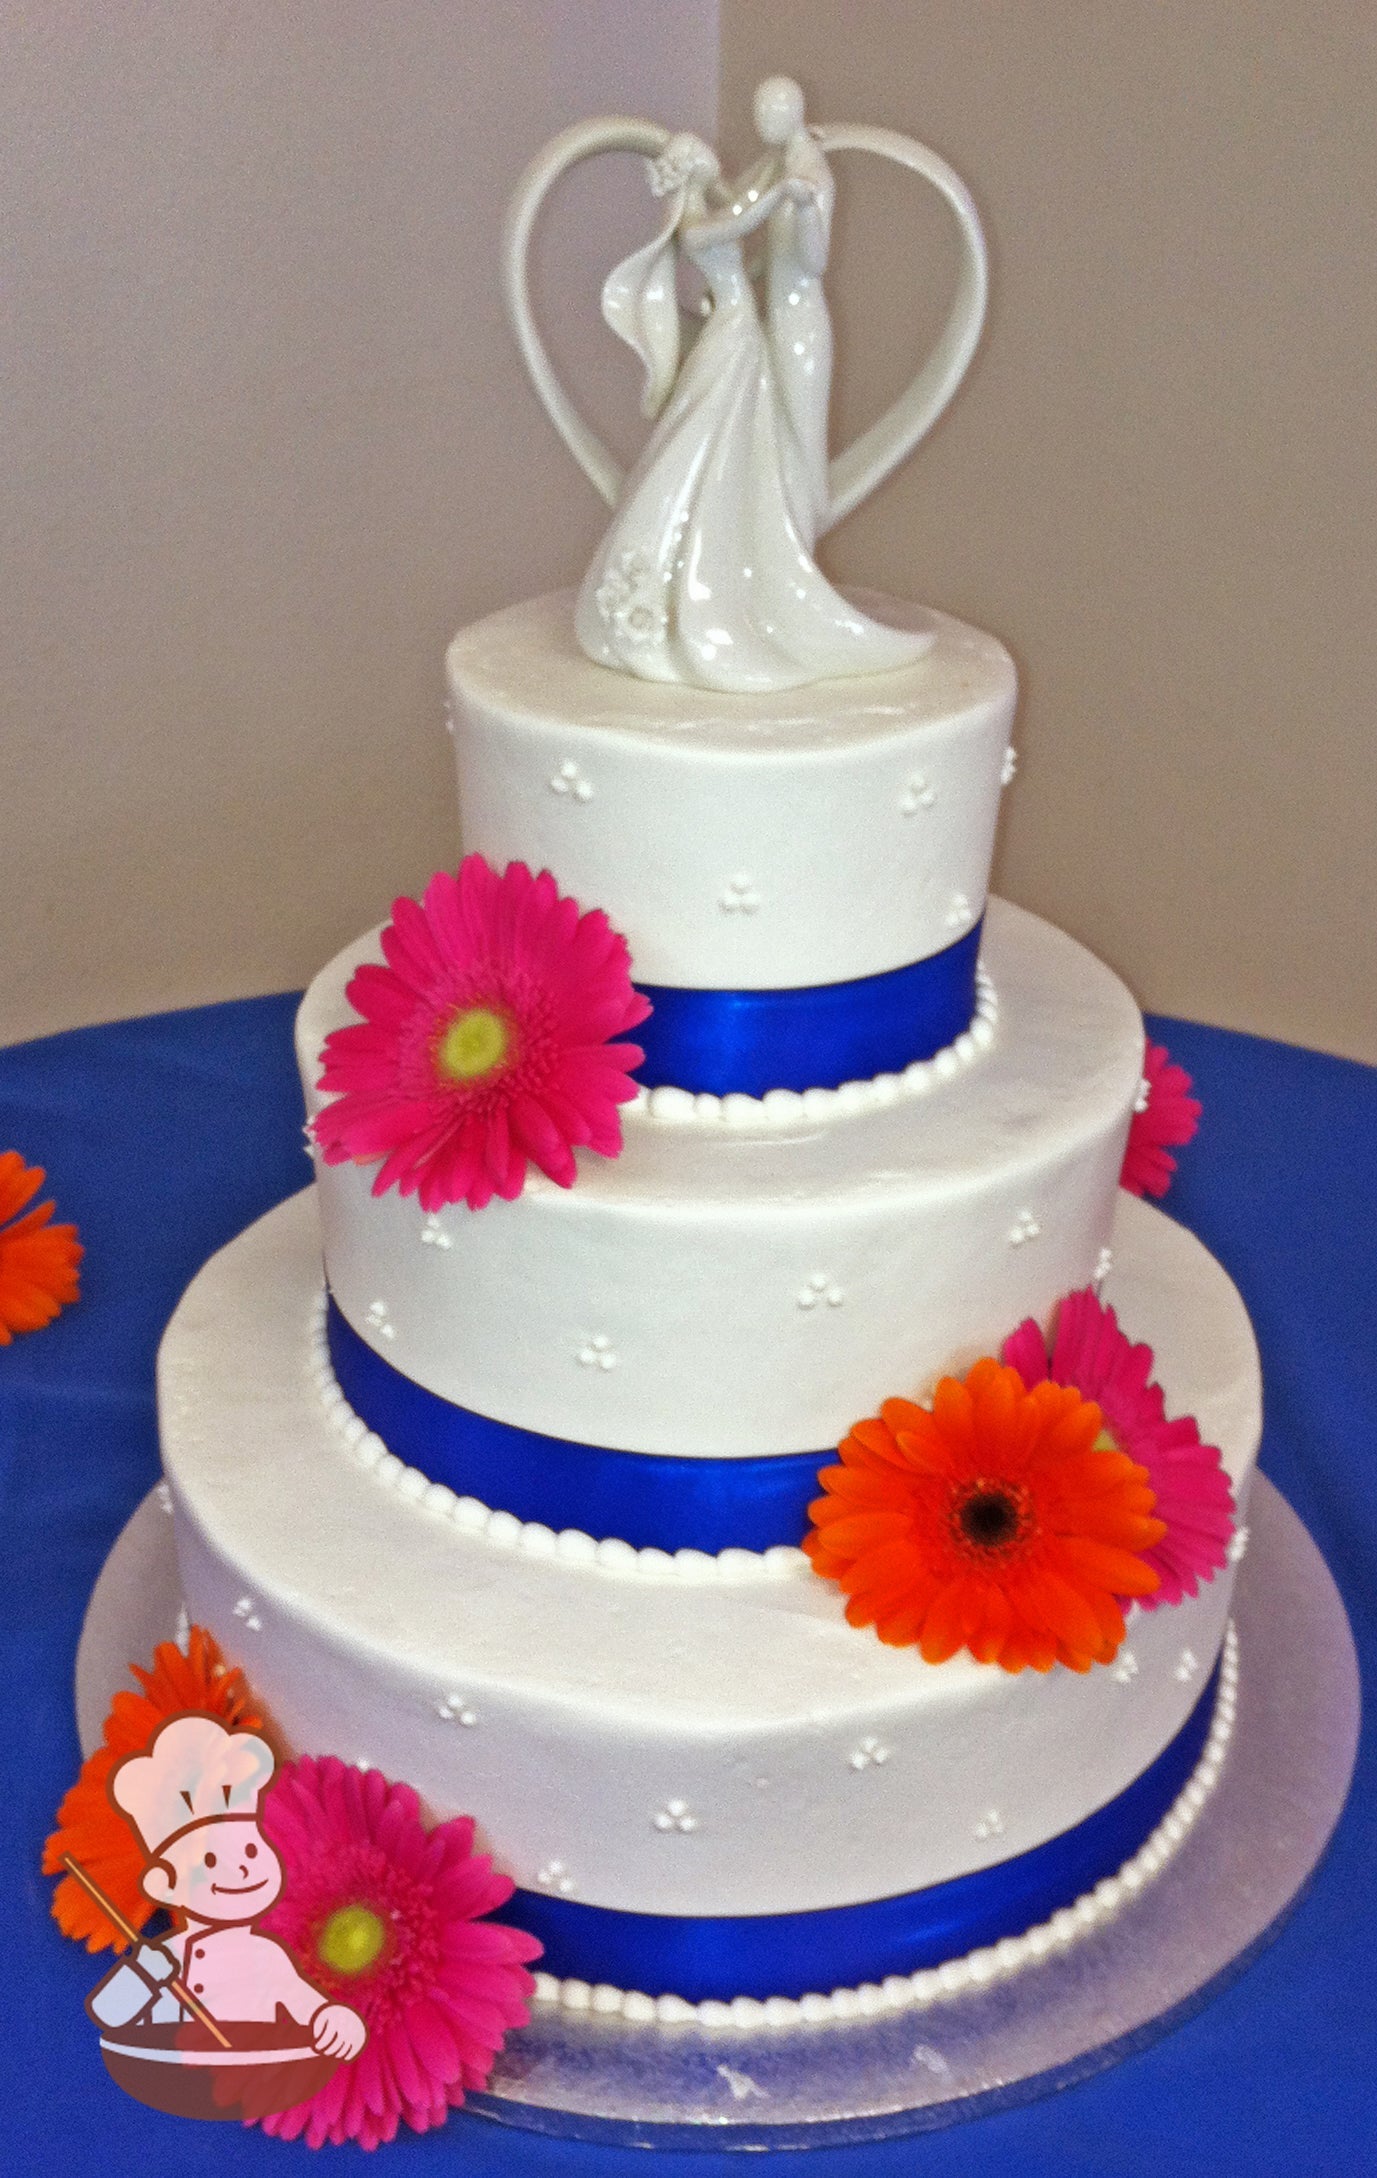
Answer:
[574,106,933,693]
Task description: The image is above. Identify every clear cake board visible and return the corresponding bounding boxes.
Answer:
[77,1471,1358,2149]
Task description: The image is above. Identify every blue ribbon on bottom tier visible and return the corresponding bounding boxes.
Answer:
[327,1298,830,1554]
[492,1668,1218,2003]
[632,919,983,1096]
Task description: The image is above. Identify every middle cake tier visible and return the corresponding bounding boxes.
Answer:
[299,898,1144,1549]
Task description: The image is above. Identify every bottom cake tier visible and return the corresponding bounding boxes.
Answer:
[159,1188,1260,2005]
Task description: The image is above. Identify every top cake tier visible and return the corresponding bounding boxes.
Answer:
[446,589,1015,998]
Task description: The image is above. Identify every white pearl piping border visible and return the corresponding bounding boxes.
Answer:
[308,1291,809,1586]
[626,967,998,1130]
[528,1621,1240,2029]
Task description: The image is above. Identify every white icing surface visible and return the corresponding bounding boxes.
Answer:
[532,1624,1240,2025]
[446,590,1015,988]
[298,900,1143,1458]
[159,1187,1260,1919]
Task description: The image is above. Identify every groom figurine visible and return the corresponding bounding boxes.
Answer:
[730,77,836,541]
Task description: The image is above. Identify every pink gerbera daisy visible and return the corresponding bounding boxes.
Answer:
[313,856,651,1213]
[255,1756,541,2150]
[1002,1287,1234,1609]
[1121,1042,1201,1199]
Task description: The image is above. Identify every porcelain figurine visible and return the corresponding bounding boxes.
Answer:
[504,78,989,694]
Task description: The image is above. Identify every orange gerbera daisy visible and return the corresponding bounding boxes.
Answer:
[0,1150,82,1343]
[805,1358,1166,1674]
[43,1625,263,1952]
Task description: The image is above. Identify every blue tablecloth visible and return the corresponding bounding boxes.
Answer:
[1,995,1371,2175]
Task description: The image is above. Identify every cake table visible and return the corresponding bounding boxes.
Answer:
[3,993,1368,2174]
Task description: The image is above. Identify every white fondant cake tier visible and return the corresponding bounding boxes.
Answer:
[446,589,1016,989]
[531,1624,1242,2023]
[297,898,1143,1458]
[160,1187,1260,1920]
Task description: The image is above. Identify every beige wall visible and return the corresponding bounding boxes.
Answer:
[4,4,1374,1062]
[723,2,1376,1063]
[0,1,717,1044]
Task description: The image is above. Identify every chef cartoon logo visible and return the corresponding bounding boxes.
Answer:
[73,1712,367,2122]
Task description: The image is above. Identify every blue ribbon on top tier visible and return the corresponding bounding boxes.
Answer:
[327,1298,830,1554]
[631,918,982,1096]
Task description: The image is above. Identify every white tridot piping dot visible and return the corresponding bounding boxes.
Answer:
[630,967,998,1130]
[577,1334,618,1370]
[849,1737,890,1771]
[653,1798,699,1834]
[796,1272,844,1311]
[435,1693,478,1726]
[308,1292,811,1584]
[719,875,761,914]
[537,1861,577,1895]
[549,759,593,802]
[529,1623,1239,2026]
[900,773,936,814]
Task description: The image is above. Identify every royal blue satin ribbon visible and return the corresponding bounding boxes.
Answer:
[493,1667,1218,2003]
[632,919,983,1096]
[327,1299,828,1553]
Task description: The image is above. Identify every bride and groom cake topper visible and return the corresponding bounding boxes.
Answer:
[505,75,989,693]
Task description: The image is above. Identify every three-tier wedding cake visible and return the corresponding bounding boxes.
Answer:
[155,81,1259,2019]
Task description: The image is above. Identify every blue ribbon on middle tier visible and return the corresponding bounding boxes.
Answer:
[327,1297,829,1553]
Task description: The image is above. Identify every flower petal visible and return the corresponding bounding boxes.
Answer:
[314,856,644,1216]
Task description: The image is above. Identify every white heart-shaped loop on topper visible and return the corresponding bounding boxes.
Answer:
[503,116,674,512]
[809,122,987,534]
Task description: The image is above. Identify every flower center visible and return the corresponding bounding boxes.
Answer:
[437,1006,510,1083]
[317,1902,387,1975]
[953,1480,1028,1555]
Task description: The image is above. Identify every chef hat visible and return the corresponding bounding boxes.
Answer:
[110,1713,275,1857]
